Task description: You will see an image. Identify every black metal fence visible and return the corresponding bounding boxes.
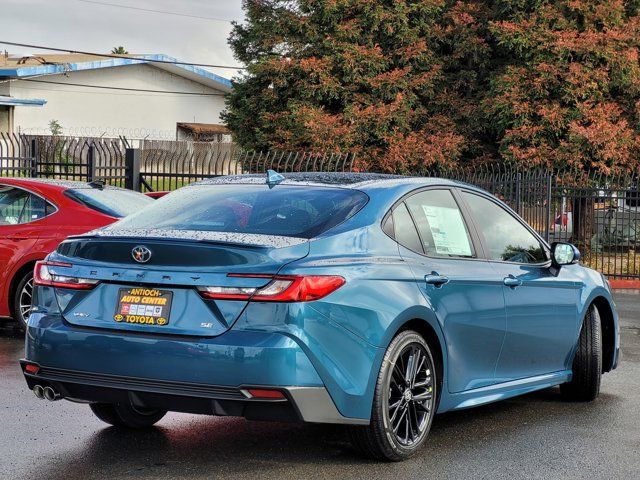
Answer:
[138,139,355,191]
[0,133,355,191]
[0,132,129,184]
[2,132,639,278]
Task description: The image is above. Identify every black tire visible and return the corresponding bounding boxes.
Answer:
[560,304,602,402]
[90,403,166,428]
[349,330,437,461]
[12,270,34,330]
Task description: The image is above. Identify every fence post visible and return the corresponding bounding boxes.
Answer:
[545,174,553,243]
[87,144,96,182]
[30,138,39,177]
[515,172,522,215]
[125,148,141,191]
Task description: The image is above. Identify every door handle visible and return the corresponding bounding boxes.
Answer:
[503,275,523,288]
[425,272,449,288]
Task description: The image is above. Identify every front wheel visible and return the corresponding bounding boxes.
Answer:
[349,330,437,461]
[90,403,166,428]
[560,305,602,401]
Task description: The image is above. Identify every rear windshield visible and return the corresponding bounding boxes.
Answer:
[66,188,154,218]
[108,184,369,238]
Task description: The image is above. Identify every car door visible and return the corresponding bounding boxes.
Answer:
[458,190,581,382]
[0,187,39,301]
[385,188,507,393]
[0,186,57,308]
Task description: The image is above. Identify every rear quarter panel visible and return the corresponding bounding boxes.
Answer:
[237,217,449,419]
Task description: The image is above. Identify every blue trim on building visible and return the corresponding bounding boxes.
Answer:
[0,96,47,106]
[0,54,232,90]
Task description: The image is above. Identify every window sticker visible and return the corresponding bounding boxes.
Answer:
[422,206,472,256]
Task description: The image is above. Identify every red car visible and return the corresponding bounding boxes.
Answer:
[0,178,154,328]
[144,191,169,199]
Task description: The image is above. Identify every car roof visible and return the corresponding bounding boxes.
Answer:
[195,172,462,190]
[0,177,141,207]
[0,177,132,192]
[1,174,480,198]
[1,177,99,189]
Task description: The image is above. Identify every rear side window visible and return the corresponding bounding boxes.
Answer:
[391,203,423,253]
[405,190,474,258]
[108,185,369,238]
[66,188,154,218]
[461,191,547,264]
[0,186,54,225]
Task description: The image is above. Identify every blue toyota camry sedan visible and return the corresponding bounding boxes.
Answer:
[21,172,619,461]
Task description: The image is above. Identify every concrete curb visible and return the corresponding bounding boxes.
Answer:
[609,279,640,290]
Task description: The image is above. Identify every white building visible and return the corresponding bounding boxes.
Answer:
[0,53,232,139]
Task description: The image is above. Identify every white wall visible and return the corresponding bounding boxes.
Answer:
[10,64,227,139]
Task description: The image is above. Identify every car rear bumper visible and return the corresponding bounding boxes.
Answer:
[21,361,365,424]
[22,313,369,425]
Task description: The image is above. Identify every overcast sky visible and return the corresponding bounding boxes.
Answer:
[0,0,246,79]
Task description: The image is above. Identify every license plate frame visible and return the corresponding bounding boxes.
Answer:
[113,287,173,326]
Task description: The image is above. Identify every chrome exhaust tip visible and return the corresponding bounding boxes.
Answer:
[43,386,60,401]
[33,385,45,399]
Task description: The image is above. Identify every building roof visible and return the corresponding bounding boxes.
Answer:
[0,95,46,106]
[0,53,232,92]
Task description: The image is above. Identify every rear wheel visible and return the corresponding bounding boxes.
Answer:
[90,403,166,428]
[561,305,602,402]
[12,270,34,329]
[349,330,437,461]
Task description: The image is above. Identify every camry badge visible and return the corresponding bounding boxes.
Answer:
[132,245,152,264]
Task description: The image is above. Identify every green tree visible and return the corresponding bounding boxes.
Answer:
[224,0,491,172]
[225,1,640,174]
[48,119,63,136]
[46,120,63,175]
[111,46,129,54]
[486,0,640,174]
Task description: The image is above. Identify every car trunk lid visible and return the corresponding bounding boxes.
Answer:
[52,232,309,336]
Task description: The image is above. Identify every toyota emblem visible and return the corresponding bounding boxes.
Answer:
[132,245,152,264]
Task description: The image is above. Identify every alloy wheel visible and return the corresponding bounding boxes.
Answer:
[18,277,33,324]
[386,343,435,446]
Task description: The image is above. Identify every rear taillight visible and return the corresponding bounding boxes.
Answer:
[33,261,99,290]
[197,274,345,302]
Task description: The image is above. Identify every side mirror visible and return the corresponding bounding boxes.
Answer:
[551,242,580,267]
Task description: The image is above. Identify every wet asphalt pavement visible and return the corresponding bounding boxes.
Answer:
[0,293,638,480]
